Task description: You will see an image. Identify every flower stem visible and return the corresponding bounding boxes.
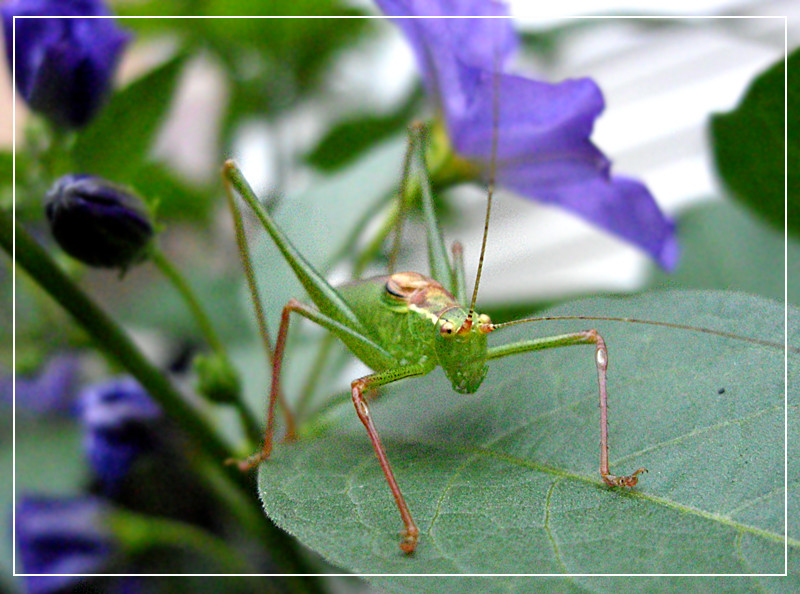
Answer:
[3,212,233,463]
[148,244,261,444]
[149,244,226,353]
[110,508,260,574]
[110,508,326,592]
[0,211,325,581]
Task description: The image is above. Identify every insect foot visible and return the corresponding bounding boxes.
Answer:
[224,445,272,473]
[602,467,648,488]
[400,526,420,555]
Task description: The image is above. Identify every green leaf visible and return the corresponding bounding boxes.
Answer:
[132,162,217,224]
[649,200,800,305]
[710,49,798,236]
[117,262,253,345]
[257,291,793,588]
[207,3,372,129]
[72,53,187,183]
[0,151,12,210]
[306,86,424,171]
[202,1,369,94]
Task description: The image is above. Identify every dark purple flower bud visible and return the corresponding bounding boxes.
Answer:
[78,377,162,495]
[1,0,131,128]
[376,0,679,270]
[45,175,154,271]
[16,495,117,593]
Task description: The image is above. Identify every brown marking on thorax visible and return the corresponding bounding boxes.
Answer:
[385,272,460,320]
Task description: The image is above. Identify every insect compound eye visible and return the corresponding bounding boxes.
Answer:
[439,321,455,336]
[477,313,494,333]
[384,280,406,299]
[384,272,428,301]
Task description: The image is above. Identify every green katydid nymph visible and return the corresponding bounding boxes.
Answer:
[221,121,646,555]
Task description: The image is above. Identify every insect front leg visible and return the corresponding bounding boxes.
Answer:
[487,330,646,488]
[585,329,647,487]
[350,362,435,555]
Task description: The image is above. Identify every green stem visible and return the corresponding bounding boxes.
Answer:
[112,509,326,593]
[110,509,260,574]
[149,244,225,353]
[1,211,324,582]
[4,211,234,465]
[149,244,261,444]
[353,197,402,278]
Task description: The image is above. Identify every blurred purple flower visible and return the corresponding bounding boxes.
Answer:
[1,0,130,128]
[377,0,678,269]
[45,174,154,271]
[1,355,80,414]
[79,377,161,495]
[16,495,116,593]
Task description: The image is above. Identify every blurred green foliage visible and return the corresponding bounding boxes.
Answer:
[711,48,798,236]
[649,199,799,305]
[73,53,187,182]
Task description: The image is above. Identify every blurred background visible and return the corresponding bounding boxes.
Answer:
[1,0,795,590]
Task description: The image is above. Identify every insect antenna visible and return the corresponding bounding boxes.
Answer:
[468,46,502,319]
[490,314,795,353]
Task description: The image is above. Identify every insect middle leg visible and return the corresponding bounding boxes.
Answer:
[487,329,647,487]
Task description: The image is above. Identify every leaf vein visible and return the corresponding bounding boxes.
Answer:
[473,446,798,549]
[544,478,569,574]
[425,451,480,564]
[725,486,785,518]
[613,403,785,465]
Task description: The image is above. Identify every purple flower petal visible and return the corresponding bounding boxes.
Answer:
[376,1,517,109]
[504,172,679,269]
[448,65,609,173]
[78,377,162,495]
[377,1,678,269]
[16,495,115,593]
[2,355,81,414]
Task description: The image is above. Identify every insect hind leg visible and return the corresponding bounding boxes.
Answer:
[227,299,304,472]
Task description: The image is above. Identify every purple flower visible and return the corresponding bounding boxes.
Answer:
[16,495,117,593]
[377,0,678,269]
[1,0,130,128]
[78,377,162,495]
[1,355,80,414]
[45,174,154,271]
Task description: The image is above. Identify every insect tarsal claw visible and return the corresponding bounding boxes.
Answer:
[400,528,419,555]
[602,467,647,488]
[225,452,269,473]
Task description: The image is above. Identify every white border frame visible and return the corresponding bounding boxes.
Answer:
[9,12,791,582]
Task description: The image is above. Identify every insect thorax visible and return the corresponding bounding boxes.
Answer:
[376,272,492,393]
